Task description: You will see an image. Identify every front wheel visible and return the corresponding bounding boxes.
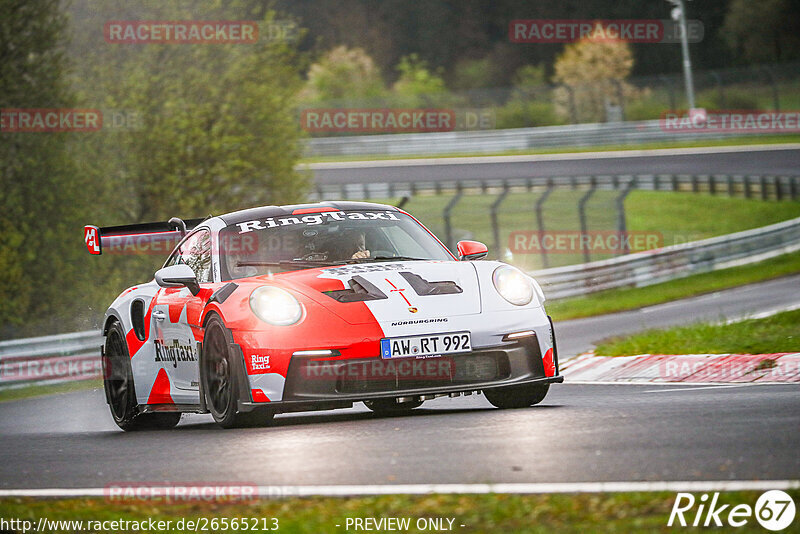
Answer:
[103,321,181,431]
[201,315,272,429]
[484,384,550,409]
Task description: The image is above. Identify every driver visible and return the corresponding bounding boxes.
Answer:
[323,229,371,260]
[349,230,370,259]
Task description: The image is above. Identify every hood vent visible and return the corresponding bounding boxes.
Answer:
[324,275,388,303]
[400,272,462,296]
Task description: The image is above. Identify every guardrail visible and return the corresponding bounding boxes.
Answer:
[0,330,103,389]
[531,215,800,299]
[313,174,800,204]
[2,216,799,389]
[303,119,773,158]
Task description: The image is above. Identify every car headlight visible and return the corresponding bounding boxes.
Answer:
[492,265,534,306]
[249,286,303,326]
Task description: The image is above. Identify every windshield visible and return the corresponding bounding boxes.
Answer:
[219,209,453,280]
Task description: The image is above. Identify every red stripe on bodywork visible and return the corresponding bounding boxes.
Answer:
[251,389,270,402]
[147,368,174,404]
[543,348,555,377]
[385,278,412,306]
[291,207,339,215]
[168,302,185,323]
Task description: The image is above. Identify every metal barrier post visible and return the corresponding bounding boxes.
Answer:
[490,185,510,259]
[578,177,597,264]
[443,185,464,253]
[616,178,635,255]
[535,179,554,268]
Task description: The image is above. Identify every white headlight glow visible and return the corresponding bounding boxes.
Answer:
[492,265,534,306]
[249,286,303,326]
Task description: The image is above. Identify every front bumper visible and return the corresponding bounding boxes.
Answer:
[239,336,561,413]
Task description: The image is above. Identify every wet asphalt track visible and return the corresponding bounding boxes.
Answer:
[1,275,798,489]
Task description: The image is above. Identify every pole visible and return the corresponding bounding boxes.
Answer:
[675,0,696,109]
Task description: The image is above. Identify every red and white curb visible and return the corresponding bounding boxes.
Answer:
[561,352,800,384]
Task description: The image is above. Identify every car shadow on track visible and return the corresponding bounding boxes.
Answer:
[90,403,564,435]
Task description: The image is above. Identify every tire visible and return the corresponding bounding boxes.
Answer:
[484,383,550,409]
[103,321,181,431]
[201,315,272,429]
[364,398,423,414]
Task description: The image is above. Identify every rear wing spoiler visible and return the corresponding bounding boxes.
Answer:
[84,217,206,255]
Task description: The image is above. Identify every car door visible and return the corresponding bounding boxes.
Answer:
[153,229,213,400]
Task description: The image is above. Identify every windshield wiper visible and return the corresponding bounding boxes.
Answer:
[236,260,347,268]
[346,255,428,263]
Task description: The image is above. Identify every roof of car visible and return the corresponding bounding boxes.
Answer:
[218,201,400,225]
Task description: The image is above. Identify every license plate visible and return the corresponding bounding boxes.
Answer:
[380,331,471,359]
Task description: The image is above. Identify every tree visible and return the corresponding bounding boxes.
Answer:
[496,65,560,128]
[0,0,90,336]
[390,54,451,107]
[70,5,309,224]
[300,46,386,104]
[450,57,495,91]
[722,0,800,63]
[551,30,636,123]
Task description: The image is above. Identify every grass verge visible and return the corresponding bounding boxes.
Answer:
[299,135,800,163]
[2,491,794,533]
[0,379,101,404]
[595,308,800,357]
[547,249,800,321]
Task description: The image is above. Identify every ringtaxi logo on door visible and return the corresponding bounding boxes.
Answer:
[668,490,795,530]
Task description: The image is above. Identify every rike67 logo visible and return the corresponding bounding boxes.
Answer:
[669,490,796,531]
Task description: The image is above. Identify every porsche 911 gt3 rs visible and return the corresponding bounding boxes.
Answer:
[86,201,562,429]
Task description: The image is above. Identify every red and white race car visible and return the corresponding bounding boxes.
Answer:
[86,202,562,430]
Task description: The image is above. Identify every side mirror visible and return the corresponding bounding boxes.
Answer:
[155,264,200,295]
[456,240,488,261]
